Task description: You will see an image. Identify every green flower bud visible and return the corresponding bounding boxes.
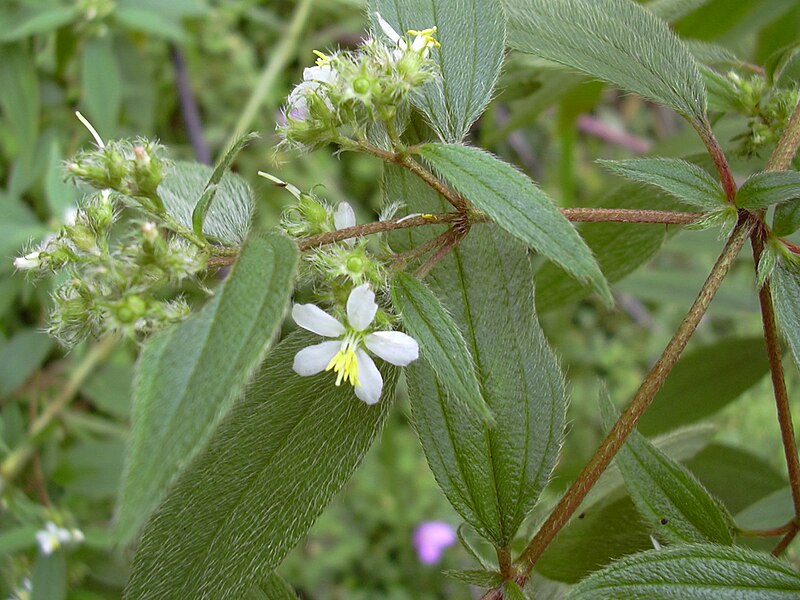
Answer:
[66,223,97,253]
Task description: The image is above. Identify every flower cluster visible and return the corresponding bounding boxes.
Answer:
[14,117,214,347]
[279,13,439,150]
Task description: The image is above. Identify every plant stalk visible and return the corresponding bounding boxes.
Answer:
[515,215,757,574]
[225,0,314,149]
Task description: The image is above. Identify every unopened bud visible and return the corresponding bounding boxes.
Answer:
[14,251,41,270]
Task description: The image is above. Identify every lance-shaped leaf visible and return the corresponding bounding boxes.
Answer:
[773,201,800,236]
[598,158,726,210]
[369,0,505,142]
[567,544,800,599]
[392,272,492,422]
[125,332,398,599]
[159,161,254,245]
[536,182,685,310]
[385,166,567,548]
[417,143,612,304]
[116,233,298,545]
[736,171,800,210]
[503,0,708,125]
[191,132,258,240]
[771,260,800,370]
[601,395,734,545]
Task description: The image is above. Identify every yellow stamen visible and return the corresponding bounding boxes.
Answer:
[407,26,440,48]
[325,345,360,387]
[313,50,331,66]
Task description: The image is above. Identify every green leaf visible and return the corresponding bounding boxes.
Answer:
[247,574,298,600]
[31,551,67,600]
[686,444,787,514]
[0,43,39,160]
[192,133,258,240]
[115,233,298,545]
[503,0,708,125]
[537,494,653,584]
[0,525,37,555]
[125,332,398,599]
[504,580,527,600]
[637,338,771,436]
[391,272,492,423]
[417,143,612,304]
[567,543,800,599]
[773,201,800,236]
[385,166,567,548]
[601,394,734,545]
[736,487,794,533]
[0,330,53,398]
[536,181,681,310]
[736,171,800,209]
[81,36,122,138]
[598,158,726,210]
[771,260,800,370]
[646,0,714,22]
[113,7,186,42]
[368,0,505,141]
[443,569,504,588]
[159,161,254,246]
[0,6,79,42]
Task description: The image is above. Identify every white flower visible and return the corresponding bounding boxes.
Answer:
[35,522,73,555]
[287,64,338,120]
[13,251,41,271]
[292,284,419,404]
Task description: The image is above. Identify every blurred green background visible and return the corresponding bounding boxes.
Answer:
[1,0,800,598]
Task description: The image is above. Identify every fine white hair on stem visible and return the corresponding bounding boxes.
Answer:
[75,111,105,148]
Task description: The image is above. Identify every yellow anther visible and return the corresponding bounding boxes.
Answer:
[325,346,360,387]
[313,50,331,66]
[407,26,440,48]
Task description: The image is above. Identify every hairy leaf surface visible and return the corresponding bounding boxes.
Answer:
[418,143,611,304]
[385,166,566,547]
[369,0,505,141]
[116,233,298,545]
[568,544,800,599]
[504,0,708,125]
[126,332,398,599]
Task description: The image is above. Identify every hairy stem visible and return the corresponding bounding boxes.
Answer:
[515,215,757,573]
[767,98,800,171]
[752,234,800,524]
[225,0,313,149]
[696,122,738,201]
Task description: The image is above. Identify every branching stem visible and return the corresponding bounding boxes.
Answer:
[514,215,757,574]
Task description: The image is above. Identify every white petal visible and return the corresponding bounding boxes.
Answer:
[292,303,345,337]
[346,284,378,331]
[293,340,342,376]
[334,202,356,231]
[354,349,383,404]
[364,331,419,366]
[374,12,402,44]
[303,65,336,85]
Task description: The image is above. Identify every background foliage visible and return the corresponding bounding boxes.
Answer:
[1,0,800,598]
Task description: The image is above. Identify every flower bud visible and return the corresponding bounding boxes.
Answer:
[13,251,41,270]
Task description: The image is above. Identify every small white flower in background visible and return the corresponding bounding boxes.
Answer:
[292,284,419,404]
[287,64,338,120]
[374,12,440,59]
[35,522,83,555]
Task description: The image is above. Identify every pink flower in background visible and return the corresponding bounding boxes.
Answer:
[413,521,456,565]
